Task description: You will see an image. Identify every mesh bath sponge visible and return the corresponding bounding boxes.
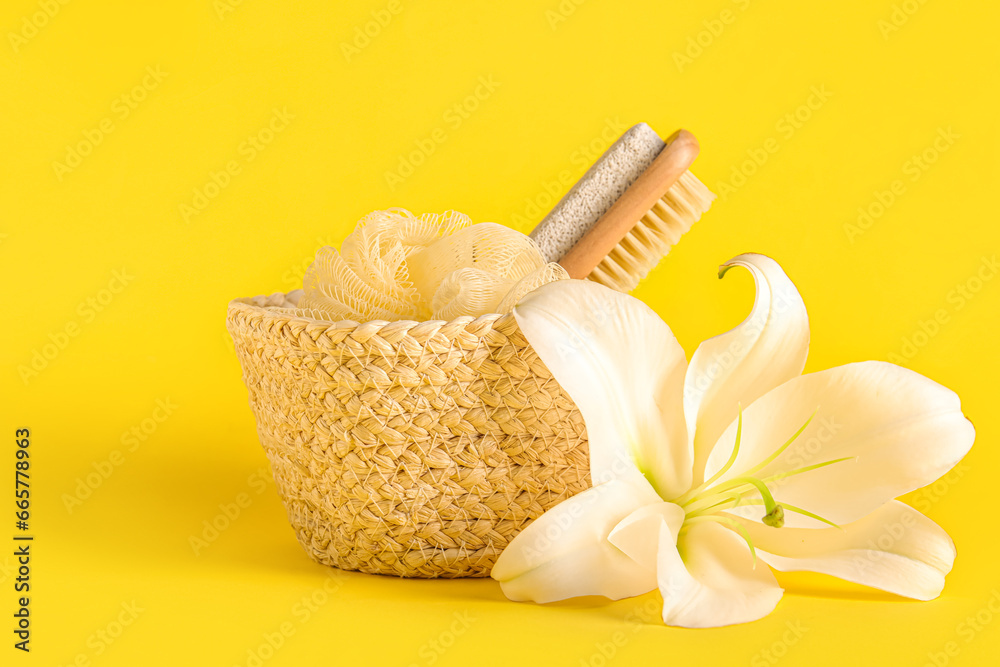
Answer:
[292,209,567,322]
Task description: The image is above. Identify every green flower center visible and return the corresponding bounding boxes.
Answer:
[673,406,851,565]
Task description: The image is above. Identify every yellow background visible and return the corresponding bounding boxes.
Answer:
[2,0,998,664]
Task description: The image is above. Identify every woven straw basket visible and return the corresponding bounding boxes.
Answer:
[227,290,590,577]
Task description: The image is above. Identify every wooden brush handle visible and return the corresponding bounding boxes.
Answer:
[558,129,700,280]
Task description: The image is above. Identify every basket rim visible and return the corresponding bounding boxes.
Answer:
[227,289,518,337]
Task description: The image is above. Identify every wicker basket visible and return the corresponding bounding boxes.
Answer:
[226,290,590,577]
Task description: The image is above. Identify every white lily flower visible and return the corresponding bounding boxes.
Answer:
[492,253,975,628]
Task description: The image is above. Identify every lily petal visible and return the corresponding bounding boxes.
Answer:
[658,520,784,628]
[492,471,661,603]
[740,500,956,601]
[705,361,975,527]
[684,254,809,485]
[514,279,691,497]
[608,502,686,571]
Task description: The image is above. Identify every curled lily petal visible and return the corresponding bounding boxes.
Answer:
[658,520,784,628]
[684,254,809,486]
[514,279,691,497]
[739,500,956,601]
[704,361,975,527]
[491,471,661,603]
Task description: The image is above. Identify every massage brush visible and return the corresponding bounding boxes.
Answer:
[530,124,714,292]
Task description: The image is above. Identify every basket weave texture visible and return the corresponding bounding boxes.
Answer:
[226,290,590,578]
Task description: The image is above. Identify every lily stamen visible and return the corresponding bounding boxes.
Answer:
[742,409,818,477]
[675,407,816,508]
[738,500,842,529]
[683,491,744,518]
[707,475,784,527]
[676,409,857,530]
[761,456,856,483]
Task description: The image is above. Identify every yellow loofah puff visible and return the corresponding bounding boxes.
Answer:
[292,208,568,322]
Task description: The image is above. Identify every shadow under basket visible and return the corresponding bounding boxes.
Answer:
[226,290,591,578]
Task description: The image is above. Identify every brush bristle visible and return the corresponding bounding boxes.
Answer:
[587,171,715,292]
